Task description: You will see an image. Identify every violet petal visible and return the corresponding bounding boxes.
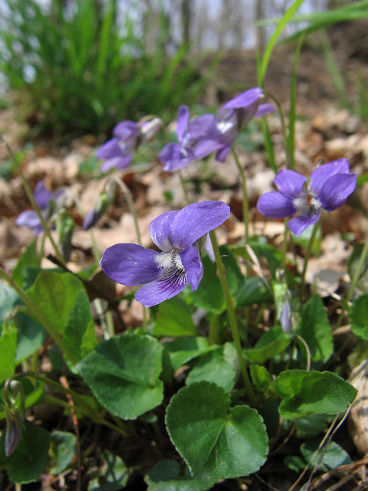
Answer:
[274,170,307,198]
[310,158,350,195]
[215,143,233,162]
[100,155,132,172]
[135,270,188,307]
[149,210,179,252]
[159,142,194,172]
[221,87,263,110]
[188,114,218,140]
[34,181,53,209]
[288,211,320,236]
[255,103,275,117]
[100,243,160,286]
[15,210,41,229]
[319,173,357,211]
[194,138,224,160]
[257,191,296,219]
[169,201,230,250]
[180,246,203,291]
[113,120,139,141]
[176,106,190,141]
[96,138,122,160]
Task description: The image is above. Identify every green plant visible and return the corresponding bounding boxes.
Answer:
[0,0,205,135]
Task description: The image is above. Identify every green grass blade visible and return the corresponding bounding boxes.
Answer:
[257,0,306,86]
[287,33,304,170]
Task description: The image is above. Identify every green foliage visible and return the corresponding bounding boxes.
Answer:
[250,365,271,392]
[89,451,130,490]
[145,459,215,491]
[165,382,268,478]
[300,440,351,471]
[186,344,237,391]
[163,336,210,375]
[26,271,98,362]
[298,295,333,363]
[153,296,196,337]
[0,327,17,383]
[190,246,243,314]
[244,326,292,363]
[350,294,368,340]
[78,333,163,419]
[50,431,76,476]
[13,312,46,364]
[12,240,40,288]
[0,0,205,134]
[274,370,357,419]
[235,277,273,306]
[0,284,18,331]
[0,421,50,484]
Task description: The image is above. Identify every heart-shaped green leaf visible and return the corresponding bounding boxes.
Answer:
[165,382,268,478]
[26,271,97,362]
[78,333,163,419]
[274,370,357,419]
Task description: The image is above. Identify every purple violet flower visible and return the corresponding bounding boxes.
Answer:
[15,181,61,235]
[257,159,357,236]
[97,117,162,173]
[158,106,218,172]
[195,87,275,163]
[100,201,230,307]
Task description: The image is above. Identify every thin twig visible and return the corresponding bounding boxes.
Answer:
[60,376,81,491]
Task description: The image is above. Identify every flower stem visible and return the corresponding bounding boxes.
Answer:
[281,219,289,270]
[232,147,249,241]
[179,171,190,204]
[1,135,65,265]
[114,176,142,245]
[301,222,320,297]
[266,92,291,167]
[0,267,78,365]
[209,230,256,404]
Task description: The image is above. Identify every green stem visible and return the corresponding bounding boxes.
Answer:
[300,222,319,297]
[232,147,249,241]
[0,268,78,365]
[114,176,142,245]
[209,231,256,404]
[1,136,65,265]
[179,171,190,204]
[281,219,289,270]
[265,92,291,167]
[208,315,221,345]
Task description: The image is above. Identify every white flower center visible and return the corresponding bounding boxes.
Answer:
[217,120,234,135]
[155,251,185,273]
[292,192,321,216]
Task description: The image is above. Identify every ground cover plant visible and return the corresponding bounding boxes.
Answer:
[1,1,368,490]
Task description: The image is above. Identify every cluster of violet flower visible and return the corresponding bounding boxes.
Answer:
[16,87,357,309]
[16,181,64,235]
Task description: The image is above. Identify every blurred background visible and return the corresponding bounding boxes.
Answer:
[0,0,367,136]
